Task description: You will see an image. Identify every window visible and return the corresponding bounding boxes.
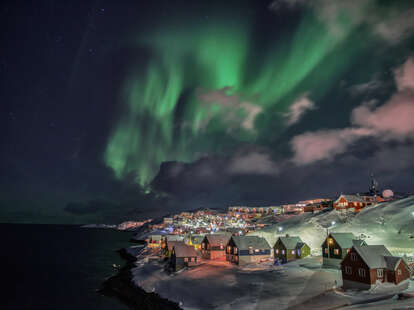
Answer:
[398,269,402,275]
[255,249,260,253]
[275,249,279,254]
[234,247,238,254]
[291,250,295,255]
[324,248,328,254]
[334,249,339,255]
[184,257,188,263]
[351,253,357,261]
[328,238,334,244]
[345,266,352,275]
[201,243,205,249]
[282,250,285,254]
[358,268,366,277]
[220,244,224,250]
[377,269,383,278]
[249,247,253,255]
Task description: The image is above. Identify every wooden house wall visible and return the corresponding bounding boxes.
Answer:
[322,236,346,260]
[341,249,371,285]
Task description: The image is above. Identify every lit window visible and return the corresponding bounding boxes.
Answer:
[334,249,339,255]
[291,250,295,255]
[345,266,352,274]
[220,244,223,250]
[328,238,333,244]
[377,269,383,278]
[275,249,279,254]
[324,248,328,254]
[351,253,357,261]
[249,247,253,255]
[234,247,238,254]
[184,257,188,263]
[282,250,285,254]
[255,249,260,253]
[358,268,366,277]
[398,269,402,275]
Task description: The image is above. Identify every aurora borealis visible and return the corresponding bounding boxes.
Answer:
[2,0,414,223]
[104,0,378,186]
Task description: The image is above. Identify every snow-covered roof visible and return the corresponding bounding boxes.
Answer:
[335,194,366,203]
[151,235,162,241]
[384,256,402,270]
[328,233,358,249]
[173,244,198,257]
[204,233,231,246]
[353,245,393,269]
[167,241,184,251]
[231,236,271,250]
[278,236,303,249]
[165,235,183,242]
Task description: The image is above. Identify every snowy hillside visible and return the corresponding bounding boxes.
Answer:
[249,196,414,257]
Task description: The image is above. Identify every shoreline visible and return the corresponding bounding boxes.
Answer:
[100,258,181,310]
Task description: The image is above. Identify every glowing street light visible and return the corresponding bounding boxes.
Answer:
[278,227,283,232]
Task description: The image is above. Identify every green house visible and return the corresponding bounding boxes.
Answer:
[274,235,310,263]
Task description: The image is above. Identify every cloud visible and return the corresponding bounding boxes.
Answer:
[228,150,279,175]
[196,87,263,132]
[373,9,414,45]
[290,128,373,165]
[270,0,414,44]
[285,94,315,125]
[291,57,414,165]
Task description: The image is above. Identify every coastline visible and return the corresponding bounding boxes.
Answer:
[100,259,181,310]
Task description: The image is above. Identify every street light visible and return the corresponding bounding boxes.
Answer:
[278,227,283,232]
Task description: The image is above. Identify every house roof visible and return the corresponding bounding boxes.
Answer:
[150,235,162,241]
[335,194,366,203]
[384,256,402,270]
[231,236,271,250]
[165,235,183,242]
[296,242,307,250]
[278,236,303,249]
[204,233,231,246]
[173,244,198,257]
[167,241,184,251]
[353,245,394,269]
[327,233,361,249]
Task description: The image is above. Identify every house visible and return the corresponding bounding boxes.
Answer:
[187,235,204,250]
[333,194,369,212]
[163,234,183,248]
[164,241,184,258]
[341,245,410,290]
[322,233,366,268]
[201,233,231,260]
[226,235,272,265]
[274,235,311,263]
[170,244,200,271]
[147,234,162,248]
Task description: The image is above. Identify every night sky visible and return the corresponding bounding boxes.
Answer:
[1,0,414,223]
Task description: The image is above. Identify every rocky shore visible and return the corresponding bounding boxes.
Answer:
[99,263,181,310]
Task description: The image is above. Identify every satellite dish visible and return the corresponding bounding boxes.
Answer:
[382,189,394,198]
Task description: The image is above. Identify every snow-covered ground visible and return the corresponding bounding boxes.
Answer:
[131,257,343,310]
[250,196,414,257]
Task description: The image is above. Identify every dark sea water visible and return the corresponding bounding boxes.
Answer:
[1,223,132,310]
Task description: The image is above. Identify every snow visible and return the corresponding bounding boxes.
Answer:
[131,257,342,310]
[249,196,414,257]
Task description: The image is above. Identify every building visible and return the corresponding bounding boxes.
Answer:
[322,233,366,268]
[333,194,371,212]
[201,233,231,260]
[170,244,200,271]
[274,235,310,263]
[163,217,173,225]
[341,245,410,290]
[147,234,162,248]
[187,235,204,250]
[164,241,184,258]
[226,236,271,265]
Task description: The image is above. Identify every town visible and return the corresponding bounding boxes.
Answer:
[114,178,414,309]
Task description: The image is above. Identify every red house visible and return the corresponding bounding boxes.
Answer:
[341,245,410,290]
[333,194,371,213]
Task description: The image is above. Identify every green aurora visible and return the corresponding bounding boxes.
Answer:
[104,4,376,186]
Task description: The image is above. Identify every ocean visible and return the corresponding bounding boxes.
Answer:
[1,223,132,310]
